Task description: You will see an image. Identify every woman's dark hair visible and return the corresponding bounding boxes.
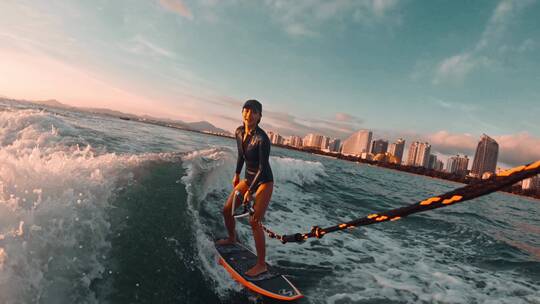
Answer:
[242,99,262,124]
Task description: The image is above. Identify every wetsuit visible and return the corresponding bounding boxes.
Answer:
[235,125,273,193]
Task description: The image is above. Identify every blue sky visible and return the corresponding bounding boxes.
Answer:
[0,0,539,166]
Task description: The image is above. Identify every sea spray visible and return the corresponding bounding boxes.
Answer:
[0,108,158,303]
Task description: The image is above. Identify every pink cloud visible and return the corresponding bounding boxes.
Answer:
[335,112,362,122]
[421,130,540,167]
[159,0,193,20]
[426,131,477,155]
[260,110,364,139]
[494,132,540,166]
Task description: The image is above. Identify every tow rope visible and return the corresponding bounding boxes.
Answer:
[260,160,540,244]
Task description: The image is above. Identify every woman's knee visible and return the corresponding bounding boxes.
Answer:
[234,180,249,193]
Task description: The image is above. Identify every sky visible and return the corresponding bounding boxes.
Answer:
[0,0,539,167]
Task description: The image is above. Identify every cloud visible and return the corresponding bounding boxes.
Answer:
[433,54,490,85]
[125,35,175,58]
[263,0,400,37]
[499,38,537,55]
[494,132,540,166]
[372,0,399,17]
[335,112,363,122]
[285,23,318,37]
[433,0,535,85]
[158,0,193,20]
[426,131,477,155]
[431,97,477,113]
[477,0,535,50]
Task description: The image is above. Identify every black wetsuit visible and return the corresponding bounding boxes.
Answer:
[235,125,273,193]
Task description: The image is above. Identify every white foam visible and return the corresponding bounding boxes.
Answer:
[0,108,159,303]
[296,226,540,304]
[270,156,327,186]
[180,147,241,298]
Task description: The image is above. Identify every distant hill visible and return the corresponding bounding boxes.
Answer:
[0,97,231,135]
[188,121,229,134]
[37,99,67,108]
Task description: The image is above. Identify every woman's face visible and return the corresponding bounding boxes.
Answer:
[242,107,261,127]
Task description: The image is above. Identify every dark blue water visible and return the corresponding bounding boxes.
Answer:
[1,101,539,303]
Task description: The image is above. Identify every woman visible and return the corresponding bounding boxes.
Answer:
[216,99,274,277]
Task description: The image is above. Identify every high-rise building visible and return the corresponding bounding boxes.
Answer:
[428,154,437,169]
[435,160,445,171]
[321,136,330,150]
[446,158,456,173]
[388,138,405,164]
[342,130,372,156]
[288,135,303,148]
[303,133,324,149]
[417,143,431,168]
[406,142,419,166]
[522,175,540,191]
[471,134,499,178]
[446,155,469,175]
[407,142,431,167]
[371,139,388,155]
[269,132,283,145]
[328,138,341,152]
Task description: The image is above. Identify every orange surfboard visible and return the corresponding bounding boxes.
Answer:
[216,242,303,301]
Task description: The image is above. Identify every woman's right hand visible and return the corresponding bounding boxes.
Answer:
[232,174,240,187]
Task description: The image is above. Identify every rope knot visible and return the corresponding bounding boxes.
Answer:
[311,226,325,239]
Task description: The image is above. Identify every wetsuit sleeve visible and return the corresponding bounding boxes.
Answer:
[235,130,244,175]
[248,136,271,193]
[235,148,244,175]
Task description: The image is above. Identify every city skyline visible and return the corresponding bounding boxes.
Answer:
[267,128,510,175]
[1,0,539,167]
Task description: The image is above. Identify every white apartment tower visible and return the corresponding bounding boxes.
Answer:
[342,130,373,156]
[407,142,431,168]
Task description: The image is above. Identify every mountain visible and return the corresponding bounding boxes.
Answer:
[0,97,231,135]
[82,107,139,119]
[37,99,67,108]
[187,121,229,134]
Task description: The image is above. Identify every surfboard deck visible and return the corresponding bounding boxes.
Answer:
[216,242,303,301]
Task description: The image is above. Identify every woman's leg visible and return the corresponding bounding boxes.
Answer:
[245,182,273,276]
[216,180,249,245]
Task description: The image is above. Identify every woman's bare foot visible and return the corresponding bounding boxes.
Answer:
[216,238,236,245]
[245,263,267,277]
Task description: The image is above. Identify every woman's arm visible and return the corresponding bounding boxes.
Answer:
[235,147,244,176]
[235,128,245,176]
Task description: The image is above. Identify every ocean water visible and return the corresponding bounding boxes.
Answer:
[0,100,539,304]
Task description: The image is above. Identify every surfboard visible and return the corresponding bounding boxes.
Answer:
[216,242,303,301]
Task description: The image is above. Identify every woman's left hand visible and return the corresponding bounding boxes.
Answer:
[243,191,253,204]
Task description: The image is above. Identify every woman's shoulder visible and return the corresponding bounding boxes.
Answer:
[255,127,270,141]
[235,125,243,135]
